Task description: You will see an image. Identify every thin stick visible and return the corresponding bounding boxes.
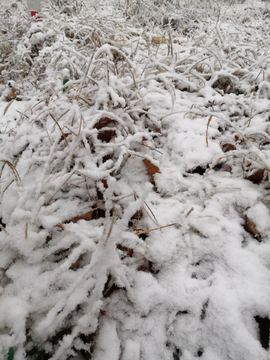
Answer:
[185,207,194,217]
[135,223,176,236]
[55,193,134,229]
[78,52,94,97]
[144,201,160,227]
[47,170,76,204]
[77,96,93,107]
[105,208,118,244]
[16,110,29,119]
[3,100,14,115]
[25,222,28,239]
[0,224,9,235]
[140,142,163,154]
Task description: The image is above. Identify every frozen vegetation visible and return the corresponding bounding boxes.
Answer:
[1,0,270,359]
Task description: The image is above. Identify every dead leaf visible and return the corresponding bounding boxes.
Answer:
[101,179,108,188]
[221,143,236,152]
[137,260,159,274]
[245,169,265,184]
[132,209,143,220]
[137,264,149,272]
[60,133,70,142]
[94,118,117,129]
[70,253,84,270]
[94,117,117,142]
[126,249,133,257]
[230,112,240,118]
[5,87,19,102]
[70,211,93,223]
[117,244,133,258]
[143,159,161,181]
[244,216,261,241]
[103,274,122,298]
[221,138,236,152]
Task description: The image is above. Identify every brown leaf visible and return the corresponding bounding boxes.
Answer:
[132,209,143,220]
[117,244,134,258]
[5,87,19,102]
[94,117,117,142]
[222,162,233,173]
[101,179,108,188]
[221,139,236,152]
[245,169,265,184]
[94,118,116,129]
[60,133,70,142]
[244,216,261,241]
[143,159,161,181]
[103,274,122,298]
[137,260,159,274]
[98,129,116,142]
[70,253,84,270]
[137,264,149,272]
[230,112,240,118]
[70,211,93,223]
[126,249,133,257]
[117,244,128,251]
[221,143,236,152]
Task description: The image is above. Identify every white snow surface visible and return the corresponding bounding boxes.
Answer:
[0,0,270,359]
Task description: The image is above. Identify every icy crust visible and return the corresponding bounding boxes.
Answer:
[1,1,270,359]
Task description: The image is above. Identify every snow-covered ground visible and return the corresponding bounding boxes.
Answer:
[1,1,270,359]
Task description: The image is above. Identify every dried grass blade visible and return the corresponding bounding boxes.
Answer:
[25,222,28,239]
[77,96,93,107]
[135,223,176,236]
[206,115,213,147]
[140,142,163,154]
[3,100,13,115]
[47,170,76,204]
[16,110,29,119]
[1,179,15,197]
[0,224,9,235]
[57,110,69,122]
[49,113,69,146]
[4,161,21,184]
[185,207,194,217]
[144,201,159,227]
[105,208,118,244]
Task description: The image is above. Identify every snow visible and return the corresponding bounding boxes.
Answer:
[1,0,270,359]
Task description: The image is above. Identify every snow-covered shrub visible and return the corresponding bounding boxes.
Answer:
[0,3,174,359]
[0,2,32,84]
[1,0,270,359]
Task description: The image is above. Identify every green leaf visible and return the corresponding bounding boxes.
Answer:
[6,348,14,360]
